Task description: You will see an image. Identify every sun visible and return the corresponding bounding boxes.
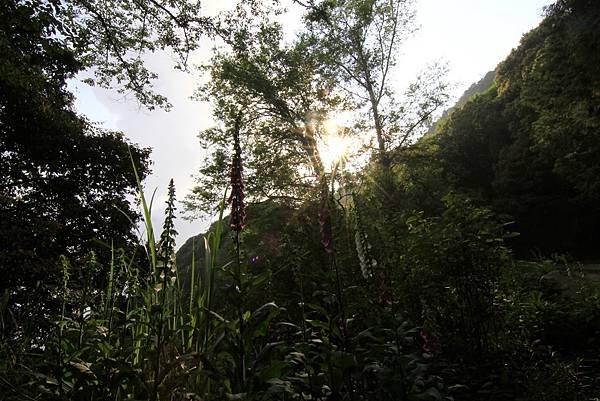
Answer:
[319,132,352,168]
[317,113,361,169]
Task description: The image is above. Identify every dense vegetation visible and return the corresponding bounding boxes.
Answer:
[436,0,600,257]
[0,0,151,339]
[1,0,600,400]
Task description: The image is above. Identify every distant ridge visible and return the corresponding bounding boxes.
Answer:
[427,70,496,135]
[453,70,496,110]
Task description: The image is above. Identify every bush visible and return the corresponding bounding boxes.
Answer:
[398,194,513,359]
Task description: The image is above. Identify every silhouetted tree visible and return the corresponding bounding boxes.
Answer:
[0,0,151,321]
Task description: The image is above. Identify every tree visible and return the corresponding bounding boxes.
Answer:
[0,0,151,319]
[301,0,449,168]
[436,89,511,198]
[186,14,341,214]
[499,0,600,202]
[5,0,216,109]
[187,0,449,215]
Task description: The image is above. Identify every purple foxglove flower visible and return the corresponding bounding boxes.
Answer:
[319,207,333,253]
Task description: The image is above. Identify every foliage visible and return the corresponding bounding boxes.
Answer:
[2,0,216,109]
[0,0,150,331]
[186,14,339,214]
[4,1,600,400]
[399,194,513,357]
[1,174,449,400]
[433,0,600,257]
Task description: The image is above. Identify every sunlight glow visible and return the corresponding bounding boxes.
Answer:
[320,133,352,168]
[318,113,361,170]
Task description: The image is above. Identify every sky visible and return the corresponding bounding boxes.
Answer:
[70,0,554,249]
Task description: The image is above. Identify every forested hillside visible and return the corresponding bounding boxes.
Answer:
[2,0,600,400]
[433,0,600,257]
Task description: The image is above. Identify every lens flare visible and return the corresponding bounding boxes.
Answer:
[318,114,358,169]
[320,133,352,167]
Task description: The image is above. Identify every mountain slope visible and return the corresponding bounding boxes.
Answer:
[431,0,600,256]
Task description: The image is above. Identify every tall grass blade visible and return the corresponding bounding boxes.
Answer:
[129,148,157,272]
[105,242,115,321]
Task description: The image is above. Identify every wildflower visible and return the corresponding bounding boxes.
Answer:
[229,123,246,232]
[319,206,333,253]
[353,198,377,279]
[355,231,369,278]
[158,179,177,282]
[355,228,377,279]
[319,178,333,253]
[419,328,439,357]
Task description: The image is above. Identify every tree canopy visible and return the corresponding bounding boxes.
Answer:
[186,15,340,214]
[0,0,151,316]
[6,0,217,109]
[187,0,449,215]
